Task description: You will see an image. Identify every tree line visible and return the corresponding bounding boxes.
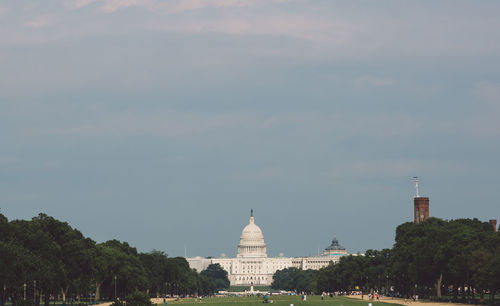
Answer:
[272,218,500,303]
[0,213,229,306]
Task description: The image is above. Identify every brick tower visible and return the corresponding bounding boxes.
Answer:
[414,197,430,224]
[413,177,430,224]
[489,219,497,231]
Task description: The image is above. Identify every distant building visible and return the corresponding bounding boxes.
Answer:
[187,211,348,286]
[413,177,430,224]
[490,219,497,231]
[322,237,348,257]
[414,197,430,224]
[411,180,498,233]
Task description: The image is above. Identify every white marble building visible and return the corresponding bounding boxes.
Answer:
[187,211,348,286]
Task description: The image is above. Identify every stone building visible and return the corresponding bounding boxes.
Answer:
[187,211,348,286]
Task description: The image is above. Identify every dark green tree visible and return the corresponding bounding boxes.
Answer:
[98,240,149,299]
[197,275,216,296]
[392,218,449,298]
[200,264,230,290]
[31,213,96,302]
[139,250,169,296]
[271,268,316,293]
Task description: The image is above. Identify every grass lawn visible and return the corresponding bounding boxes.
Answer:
[166,295,401,306]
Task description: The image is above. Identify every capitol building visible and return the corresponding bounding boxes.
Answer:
[187,211,348,286]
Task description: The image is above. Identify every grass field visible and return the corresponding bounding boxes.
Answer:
[167,295,401,306]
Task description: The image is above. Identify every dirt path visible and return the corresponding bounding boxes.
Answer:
[95,298,176,306]
[346,294,469,306]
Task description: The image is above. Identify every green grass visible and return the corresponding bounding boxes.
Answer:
[166,295,401,306]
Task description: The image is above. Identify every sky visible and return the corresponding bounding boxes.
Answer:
[1,0,500,258]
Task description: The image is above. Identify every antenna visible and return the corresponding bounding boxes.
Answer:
[413,176,420,197]
[184,245,187,258]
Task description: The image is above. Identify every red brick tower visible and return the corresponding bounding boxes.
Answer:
[413,177,430,224]
[489,219,497,231]
[414,197,430,224]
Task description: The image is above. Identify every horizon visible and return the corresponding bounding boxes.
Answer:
[0,207,496,258]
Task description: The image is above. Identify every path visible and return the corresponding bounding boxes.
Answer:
[346,294,469,306]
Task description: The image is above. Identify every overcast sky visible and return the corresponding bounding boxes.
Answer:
[1,0,500,258]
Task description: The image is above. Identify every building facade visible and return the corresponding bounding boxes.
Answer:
[187,211,348,286]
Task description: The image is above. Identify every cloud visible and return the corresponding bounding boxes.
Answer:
[171,0,286,13]
[67,0,102,9]
[475,82,500,107]
[44,109,258,138]
[327,159,467,181]
[59,0,361,45]
[84,0,289,13]
[26,15,56,28]
[2,1,498,59]
[0,157,20,165]
[251,167,283,178]
[99,0,154,13]
[463,82,500,137]
[38,107,427,145]
[354,75,395,89]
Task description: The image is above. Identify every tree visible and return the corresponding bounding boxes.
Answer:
[139,250,169,296]
[97,240,149,299]
[164,257,197,295]
[124,289,153,306]
[31,214,98,303]
[197,275,216,296]
[6,218,65,306]
[364,249,392,293]
[443,218,497,302]
[316,263,338,293]
[484,251,500,302]
[0,213,225,303]
[200,264,230,291]
[271,268,317,293]
[110,289,153,306]
[392,218,449,298]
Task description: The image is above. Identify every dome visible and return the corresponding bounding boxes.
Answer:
[237,211,267,258]
[322,237,348,257]
[325,237,345,251]
[240,218,264,243]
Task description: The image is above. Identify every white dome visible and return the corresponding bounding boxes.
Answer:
[237,214,267,258]
[240,218,264,243]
